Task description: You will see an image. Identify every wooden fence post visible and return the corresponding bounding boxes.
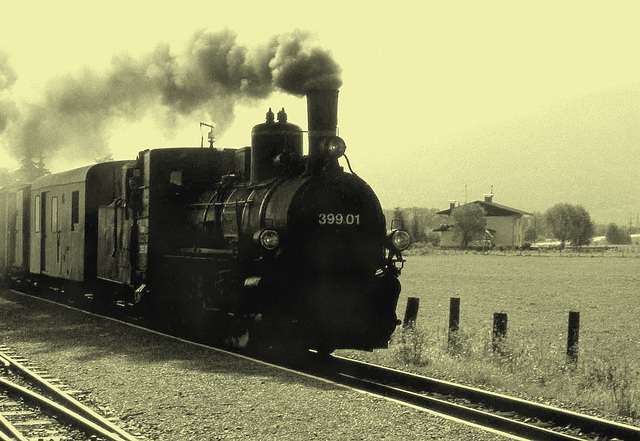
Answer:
[492,312,508,354]
[567,311,580,364]
[403,297,419,328]
[448,297,460,350]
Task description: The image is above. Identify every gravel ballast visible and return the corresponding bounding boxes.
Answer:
[0,290,509,440]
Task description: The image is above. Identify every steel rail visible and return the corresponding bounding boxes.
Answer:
[326,355,640,441]
[334,370,584,440]
[0,350,139,441]
[4,289,638,440]
[0,411,29,441]
[0,355,9,372]
[0,378,128,441]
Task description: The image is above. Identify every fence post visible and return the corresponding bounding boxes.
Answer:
[448,297,460,350]
[492,312,508,354]
[567,311,580,365]
[403,297,419,328]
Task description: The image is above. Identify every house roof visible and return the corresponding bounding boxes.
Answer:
[437,200,532,217]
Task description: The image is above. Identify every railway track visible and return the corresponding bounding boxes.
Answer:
[4,289,639,440]
[0,346,140,441]
[286,353,640,441]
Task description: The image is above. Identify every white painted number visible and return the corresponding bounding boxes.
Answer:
[318,213,361,225]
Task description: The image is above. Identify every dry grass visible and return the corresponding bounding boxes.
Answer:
[338,253,640,420]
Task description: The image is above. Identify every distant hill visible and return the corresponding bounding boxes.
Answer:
[459,87,639,225]
[380,87,640,226]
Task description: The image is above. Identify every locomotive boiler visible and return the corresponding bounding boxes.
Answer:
[2,89,410,353]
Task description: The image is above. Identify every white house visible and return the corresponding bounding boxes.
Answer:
[435,194,531,249]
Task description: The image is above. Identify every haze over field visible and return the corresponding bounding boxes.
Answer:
[0,1,639,226]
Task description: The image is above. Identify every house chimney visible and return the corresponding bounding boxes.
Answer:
[449,200,456,211]
[484,194,493,203]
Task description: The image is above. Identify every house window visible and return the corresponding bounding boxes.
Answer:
[51,197,59,232]
[34,195,40,233]
[71,191,79,229]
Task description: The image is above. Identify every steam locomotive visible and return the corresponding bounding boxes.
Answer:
[0,89,409,352]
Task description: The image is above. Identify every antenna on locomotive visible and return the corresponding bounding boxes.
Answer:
[200,122,215,148]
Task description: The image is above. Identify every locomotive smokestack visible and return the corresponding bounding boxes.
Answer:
[307,89,339,156]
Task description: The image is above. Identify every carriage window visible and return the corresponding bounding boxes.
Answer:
[71,191,79,229]
[51,197,59,232]
[170,170,183,186]
[34,195,41,233]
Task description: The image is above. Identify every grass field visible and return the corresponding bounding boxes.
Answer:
[399,252,640,348]
[338,252,640,420]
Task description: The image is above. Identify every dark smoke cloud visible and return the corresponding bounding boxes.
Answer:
[0,52,17,91]
[270,30,343,96]
[0,99,18,133]
[1,29,342,166]
[0,52,19,133]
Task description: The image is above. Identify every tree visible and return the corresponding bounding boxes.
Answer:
[403,207,441,243]
[15,156,50,184]
[568,205,594,246]
[523,225,537,243]
[593,223,607,237]
[0,168,17,187]
[408,208,423,243]
[545,204,570,247]
[392,207,405,230]
[452,204,486,248]
[605,223,631,245]
[545,203,594,248]
[522,212,548,242]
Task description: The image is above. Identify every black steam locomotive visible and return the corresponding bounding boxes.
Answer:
[0,89,409,352]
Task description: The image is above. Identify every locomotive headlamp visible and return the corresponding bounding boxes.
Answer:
[258,229,280,250]
[321,136,347,158]
[389,230,411,251]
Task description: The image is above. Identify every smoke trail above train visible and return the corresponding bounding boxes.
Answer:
[0,29,342,166]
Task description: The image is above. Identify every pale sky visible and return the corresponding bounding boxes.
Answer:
[1,1,639,225]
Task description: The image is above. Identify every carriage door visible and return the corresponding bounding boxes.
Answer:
[39,192,48,272]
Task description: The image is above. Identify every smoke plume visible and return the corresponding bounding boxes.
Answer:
[1,29,342,166]
[0,52,18,133]
[0,52,17,91]
[270,31,343,95]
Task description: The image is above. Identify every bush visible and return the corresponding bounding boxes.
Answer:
[361,324,640,419]
[605,223,632,245]
[423,231,441,247]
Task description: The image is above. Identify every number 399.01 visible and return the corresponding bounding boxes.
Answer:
[318,213,361,225]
